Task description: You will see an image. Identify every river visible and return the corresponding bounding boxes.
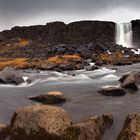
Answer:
[0,63,140,140]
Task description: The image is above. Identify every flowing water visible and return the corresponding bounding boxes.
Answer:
[0,64,140,139]
[116,23,133,48]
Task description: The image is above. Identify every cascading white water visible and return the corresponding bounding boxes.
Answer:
[116,23,133,48]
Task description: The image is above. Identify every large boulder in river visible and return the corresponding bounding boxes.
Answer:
[0,67,24,85]
[29,91,66,104]
[63,114,113,140]
[117,113,140,140]
[119,71,140,91]
[98,87,126,96]
[10,105,72,140]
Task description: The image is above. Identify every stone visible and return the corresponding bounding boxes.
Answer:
[10,105,72,140]
[63,114,113,140]
[0,67,25,85]
[117,113,140,140]
[0,124,10,139]
[85,65,99,71]
[119,72,140,91]
[29,91,66,104]
[98,87,126,96]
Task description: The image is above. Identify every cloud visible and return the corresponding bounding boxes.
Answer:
[0,0,140,30]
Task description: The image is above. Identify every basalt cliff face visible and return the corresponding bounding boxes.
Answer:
[132,20,140,48]
[0,21,115,45]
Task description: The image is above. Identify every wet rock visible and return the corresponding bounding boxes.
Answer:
[119,74,129,83]
[0,67,24,85]
[113,61,132,66]
[29,91,66,104]
[113,61,127,66]
[94,62,104,66]
[98,87,126,96]
[63,114,113,140]
[26,77,32,84]
[119,71,140,91]
[117,113,140,140]
[0,124,10,139]
[10,105,72,140]
[111,67,118,70]
[85,65,99,71]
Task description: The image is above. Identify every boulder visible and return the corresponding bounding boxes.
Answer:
[98,87,126,96]
[0,124,10,139]
[117,113,140,140]
[29,91,66,104]
[63,114,113,140]
[119,71,140,91]
[119,74,129,83]
[0,67,25,85]
[10,105,72,140]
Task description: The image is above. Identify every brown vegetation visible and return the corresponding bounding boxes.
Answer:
[47,55,81,64]
[98,51,124,63]
[16,38,31,47]
[0,58,30,70]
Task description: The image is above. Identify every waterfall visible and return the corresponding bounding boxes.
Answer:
[116,23,133,48]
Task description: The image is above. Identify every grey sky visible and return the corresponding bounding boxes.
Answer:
[0,0,140,30]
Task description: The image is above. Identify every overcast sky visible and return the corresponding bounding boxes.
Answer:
[0,0,140,30]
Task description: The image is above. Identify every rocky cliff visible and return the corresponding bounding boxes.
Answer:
[0,20,139,71]
[0,20,115,45]
[132,20,140,48]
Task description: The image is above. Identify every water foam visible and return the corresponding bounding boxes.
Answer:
[131,49,140,55]
[23,76,29,82]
